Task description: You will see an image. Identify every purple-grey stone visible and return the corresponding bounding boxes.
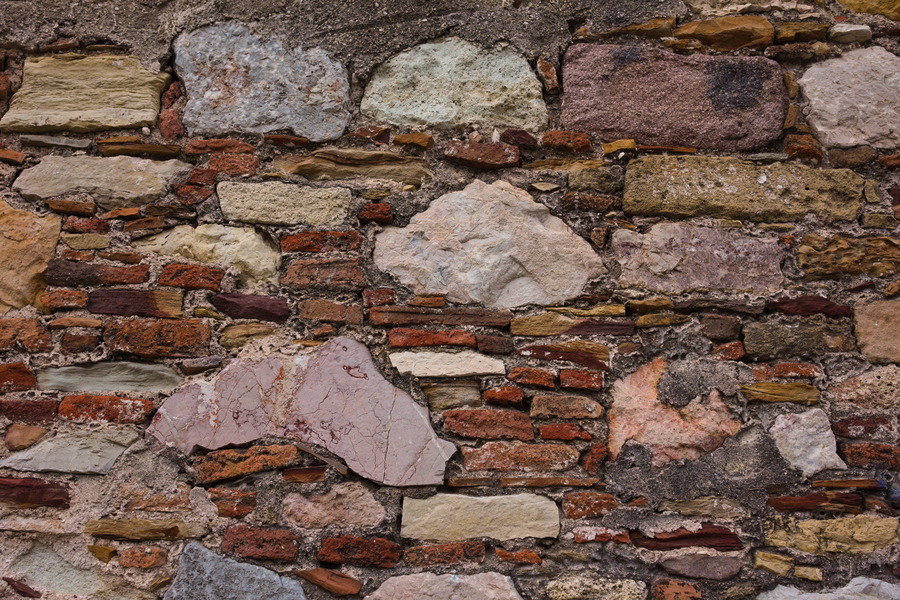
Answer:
[210,293,289,323]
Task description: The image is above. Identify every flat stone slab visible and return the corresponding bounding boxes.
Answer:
[401,493,560,541]
[148,337,456,486]
[613,223,784,294]
[685,0,815,14]
[375,179,605,308]
[757,577,900,600]
[174,21,350,141]
[13,155,191,210]
[769,409,847,478]
[546,576,647,600]
[562,45,785,151]
[389,350,506,377]
[37,361,183,393]
[624,156,863,223]
[0,429,139,474]
[799,47,900,149]
[0,200,60,313]
[366,572,525,600]
[855,300,900,364]
[217,181,352,226]
[361,38,547,131]
[0,54,169,133]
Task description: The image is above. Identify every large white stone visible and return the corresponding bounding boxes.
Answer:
[769,409,847,478]
[366,572,525,600]
[389,350,506,378]
[757,577,900,600]
[400,493,560,541]
[361,38,547,131]
[174,21,350,141]
[0,429,139,474]
[133,224,280,285]
[375,179,605,309]
[217,181,352,226]
[799,47,900,149]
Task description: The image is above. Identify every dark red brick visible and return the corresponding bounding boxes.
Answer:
[518,344,608,369]
[630,525,742,551]
[1,577,41,598]
[766,491,863,513]
[408,295,445,308]
[210,293,289,323]
[499,129,539,148]
[0,398,58,424]
[444,140,520,169]
[282,258,366,290]
[0,477,69,508]
[61,332,101,353]
[104,319,211,358]
[38,289,89,313]
[483,386,524,407]
[476,334,515,354]
[174,184,214,206]
[222,524,299,561]
[281,231,364,253]
[297,299,364,324]
[188,168,217,186]
[209,152,259,176]
[88,289,182,318]
[317,536,402,568]
[0,319,52,352]
[159,263,224,291]
[208,488,257,518]
[495,548,542,564]
[63,216,110,233]
[405,541,485,566]
[581,443,610,474]
[540,423,592,441]
[833,416,894,439]
[358,203,393,224]
[542,130,593,153]
[59,394,154,423]
[842,442,900,470]
[362,288,396,308]
[562,491,619,518]
[507,367,556,389]
[46,260,149,287]
[443,409,534,441]
[461,442,579,471]
[161,81,182,108]
[158,109,184,139]
[767,295,852,317]
[560,369,603,390]
[388,328,477,348]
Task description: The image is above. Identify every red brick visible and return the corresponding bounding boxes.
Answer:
[185,139,254,154]
[61,332,101,353]
[630,525,742,551]
[317,536,402,568]
[540,423,592,441]
[104,319,210,358]
[38,289,89,313]
[388,328,477,348]
[0,319,52,352]
[358,203,393,224]
[560,369,603,390]
[363,288,395,308]
[713,341,745,361]
[189,168,217,186]
[0,398,58,424]
[89,289,183,318]
[461,441,579,471]
[773,362,822,378]
[409,295,445,308]
[0,478,70,508]
[281,231,364,253]
[102,207,142,220]
[562,491,619,519]
[369,305,511,327]
[63,216,110,233]
[208,488,257,518]
[842,442,900,470]
[767,295,851,317]
[293,568,362,596]
[1,577,41,598]
[263,134,310,147]
[209,152,258,176]
[508,367,556,389]
[542,130,593,153]
[500,129,539,148]
[158,109,184,139]
[210,293,289,323]
[118,546,167,568]
[174,184,214,206]
[653,579,702,600]
[192,444,301,484]
[581,443,610,474]
[393,132,434,149]
[0,148,26,165]
[161,81,182,108]
[476,334,515,354]
[45,260,149,287]
[282,258,366,289]
[443,409,534,441]
[879,153,900,169]
[159,263,224,291]
[405,541,485,566]
[98,251,142,264]
[483,386,524,407]
[298,299,364,324]
[59,394,154,423]
[495,548,542,564]
[222,524,299,561]
[573,526,631,543]
[444,140,520,169]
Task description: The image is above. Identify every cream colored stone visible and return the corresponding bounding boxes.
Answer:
[754,551,793,576]
[61,233,109,250]
[217,181,352,226]
[366,572,524,600]
[758,577,900,600]
[0,200,60,313]
[793,566,823,581]
[545,576,647,600]
[389,350,506,377]
[769,409,847,478]
[283,482,385,529]
[766,515,900,554]
[401,493,560,541]
[855,301,900,364]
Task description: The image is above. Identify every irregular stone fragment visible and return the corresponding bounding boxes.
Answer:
[175,22,349,140]
[684,0,814,15]
[562,45,785,151]
[294,568,361,596]
[755,550,793,576]
[133,224,280,285]
[192,445,300,484]
[361,38,546,130]
[444,141,521,170]
[4,424,47,451]
[855,301,900,364]
[283,482,385,529]
[317,536,401,567]
[164,542,307,600]
[624,156,863,223]
[105,319,211,358]
[217,182,352,226]
[674,16,774,50]
[421,381,482,410]
[0,200,60,313]
[660,554,744,581]
[830,366,900,410]
[59,394,154,423]
[401,493,559,541]
[375,180,605,308]
[757,577,900,600]
[405,541,486,566]
[10,544,110,599]
[798,234,900,279]
[0,429,139,474]
[741,382,820,404]
[389,350,505,377]
[613,223,783,295]
[148,337,456,486]
[769,409,847,478]
[461,441,579,472]
[85,518,206,541]
[0,55,169,132]
[222,524,298,561]
[799,48,900,149]
[0,477,70,508]
[530,395,603,419]
[765,515,900,554]
[274,149,430,185]
[366,572,524,600]
[659,497,747,520]
[37,361,182,393]
[210,294,289,323]
[743,322,855,360]
[546,576,647,600]
[14,156,191,210]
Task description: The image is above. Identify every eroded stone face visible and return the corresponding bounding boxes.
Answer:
[217,182,352,226]
[283,482,385,529]
[147,337,456,486]
[361,38,547,131]
[562,45,785,151]
[174,21,350,141]
[366,572,524,600]
[36,362,183,393]
[757,577,900,600]
[0,200,60,313]
[768,409,847,478]
[0,429,139,474]
[765,515,900,554]
[855,301,900,364]
[799,47,900,149]
[830,366,900,410]
[545,576,647,600]
[0,54,169,133]
[375,180,606,309]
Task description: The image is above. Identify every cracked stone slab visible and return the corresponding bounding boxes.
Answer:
[174,21,350,141]
[769,408,847,478]
[217,181,352,226]
[0,429,139,474]
[148,337,456,486]
[366,572,525,600]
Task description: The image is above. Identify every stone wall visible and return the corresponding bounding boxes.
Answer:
[0,0,899,598]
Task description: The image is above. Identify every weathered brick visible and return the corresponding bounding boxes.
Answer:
[573,526,631,544]
[562,491,619,519]
[766,295,852,317]
[560,369,603,390]
[357,203,393,224]
[159,263,224,290]
[59,394,154,423]
[0,363,36,392]
[38,289,89,313]
[63,216,110,233]
[444,141,520,169]
[542,130,593,153]
[209,152,259,176]
[208,488,257,518]
[363,288,395,308]
[222,524,299,561]
[61,332,101,353]
[531,395,603,419]
[158,109,184,139]
[210,293,289,323]
[185,139,254,154]
[495,548,542,564]
[842,442,900,470]
[105,319,210,358]
[192,445,301,484]
[45,260,149,287]
[174,184,214,206]
[540,423,592,441]
[653,579,702,600]
[713,341,746,361]
[408,295,446,308]
[405,541,485,566]
[317,536,402,568]
[832,416,894,439]
[0,398,57,424]
[0,319,51,352]
[118,546,167,568]
[297,299,364,324]
[581,444,610,474]
[88,289,183,318]
[0,477,70,508]
[281,231,364,253]
[461,441,580,472]
[388,328,477,348]
[483,386,525,407]
[630,525,742,551]
[282,257,366,289]
[443,409,534,441]
[508,367,556,389]
[476,334,515,354]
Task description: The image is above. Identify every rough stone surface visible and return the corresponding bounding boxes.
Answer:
[375,180,605,308]
[164,542,307,600]
[797,235,900,280]
[366,572,525,600]
[799,48,900,149]
[13,155,191,210]
[837,0,900,19]
[624,156,863,223]
[283,482,386,529]
[275,149,430,184]
[765,515,900,554]
[361,38,547,131]
[148,337,456,486]
[660,555,745,580]
[217,181,352,226]
[545,576,648,600]
[830,366,900,409]
[9,544,135,599]
[37,361,183,393]
[0,54,169,132]
[562,45,785,151]
[174,21,350,141]
[769,409,847,478]
[0,429,139,474]
[744,322,855,360]
[389,350,506,377]
[613,223,783,295]
[757,577,900,600]
[401,493,560,541]
[685,0,813,13]
[0,199,60,313]
[855,301,900,364]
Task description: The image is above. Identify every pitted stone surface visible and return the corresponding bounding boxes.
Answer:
[147,337,456,486]
[374,179,606,308]
[0,54,169,133]
[217,181,352,226]
[757,577,900,600]
[37,362,183,393]
[545,576,648,600]
[0,199,60,313]
[361,38,547,131]
[366,572,525,600]
[283,482,386,529]
[769,409,847,478]
[613,223,784,294]
[562,45,785,151]
[0,429,139,474]
[174,21,350,141]
[799,48,900,149]
[389,350,506,377]
[830,366,900,409]
[765,515,900,554]
[133,224,280,285]
[855,301,900,364]
[401,493,560,541]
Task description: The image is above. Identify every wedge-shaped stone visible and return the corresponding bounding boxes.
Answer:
[366,572,525,600]
[0,54,169,133]
[856,301,900,364]
[375,180,605,308]
[175,21,349,141]
[401,493,559,541]
[37,362,182,393]
[85,518,206,540]
[758,577,900,600]
[797,234,900,279]
[13,156,191,210]
[613,223,783,295]
[624,156,863,223]
[147,337,456,486]
[769,409,847,478]
[389,350,506,377]
[275,148,430,185]
[765,515,900,554]
[217,181,352,226]
[0,429,138,474]
[0,200,60,313]
[361,38,547,131]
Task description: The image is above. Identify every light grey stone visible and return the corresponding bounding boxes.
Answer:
[19,134,92,149]
[375,179,605,309]
[0,429,139,474]
[174,21,350,141]
[769,409,847,478]
[684,0,814,14]
[757,577,900,600]
[545,575,648,600]
[37,361,183,393]
[366,572,525,600]
[799,47,900,149]
[217,181,352,226]
[13,155,191,210]
[389,350,506,377]
[361,38,547,130]
[164,542,307,600]
[829,23,872,43]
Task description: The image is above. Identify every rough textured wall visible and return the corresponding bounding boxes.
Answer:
[0,0,899,598]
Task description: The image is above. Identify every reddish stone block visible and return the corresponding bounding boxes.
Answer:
[104,318,211,358]
[1,577,41,598]
[192,444,301,484]
[388,328,477,348]
[281,231,364,253]
[581,443,610,474]
[540,423,592,441]
[560,369,603,390]
[369,305,511,327]
[363,288,396,308]
[562,491,619,519]
[842,442,900,470]
[461,441,579,471]
[210,293,289,323]
[773,361,822,378]
[208,152,259,176]
[189,168,217,186]
[519,344,609,369]
[88,289,183,318]
[59,394,154,424]
[542,130,593,153]
[495,548,542,564]
[766,491,863,513]
[358,203,393,224]
[317,536,402,568]
[443,409,534,441]
[38,289,89,313]
[161,81,182,108]
[444,140,520,169]
[61,332,101,353]
[0,319,52,352]
[282,258,366,290]
[0,477,70,508]
[0,398,57,424]
[712,341,745,361]
[507,367,556,389]
[0,148,27,165]
[653,579,702,600]
[118,546,167,568]
[833,416,894,439]
[45,260,149,287]
[159,263,224,291]
[500,129,539,148]
[297,299,364,324]
[573,526,631,543]
[208,488,257,518]
[45,197,95,216]
[263,134,310,147]
[483,386,525,407]
[405,541,485,566]
[123,217,166,233]
[767,295,852,317]
[409,295,445,308]
[158,109,185,139]
[476,334,515,354]
[174,184,214,206]
[630,525,742,551]
[185,139,254,154]
[222,524,299,561]
[98,251,142,264]
[63,216,110,233]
